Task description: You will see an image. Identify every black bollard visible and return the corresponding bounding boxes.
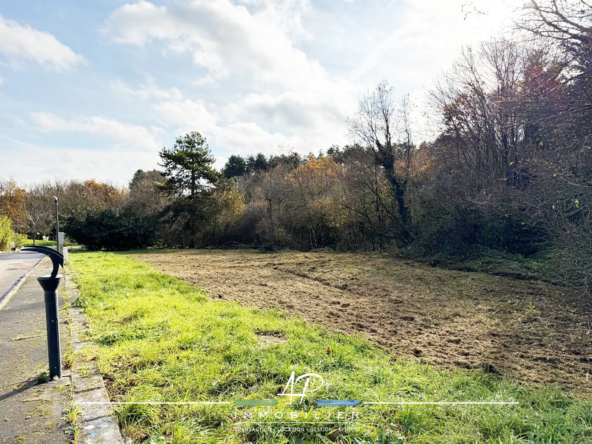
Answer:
[38,275,62,378]
[22,246,64,379]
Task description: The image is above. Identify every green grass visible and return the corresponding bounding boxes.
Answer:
[23,239,56,247]
[69,251,592,443]
[23,239,82,250]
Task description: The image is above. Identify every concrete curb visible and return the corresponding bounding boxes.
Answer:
[65,273,124,444]
[0,255,43,312]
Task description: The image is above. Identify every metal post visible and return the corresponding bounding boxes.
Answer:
[54,196,60,253]
[21,246,64,379]
[37,275,62,378]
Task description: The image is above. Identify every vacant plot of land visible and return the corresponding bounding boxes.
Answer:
[69,252,592,443]
[136,250,592,396]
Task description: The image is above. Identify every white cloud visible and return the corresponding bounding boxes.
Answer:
[149,94,290,156]
[350,0,515,83]
[30,112,163,151]
[103,0,512,164]
[111,78,183,101]
[11,115,24,125]
[0,15,86,71]
[106,1,356,157]
[0,135,156,186]
[0,0,524,185]
[106,0,323,88]
[135,80,350,158]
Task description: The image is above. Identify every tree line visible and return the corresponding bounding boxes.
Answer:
[2,0,592,290]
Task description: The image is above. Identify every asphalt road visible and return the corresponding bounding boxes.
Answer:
[0,252,44,308]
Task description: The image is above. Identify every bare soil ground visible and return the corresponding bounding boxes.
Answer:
[135,250,592,397]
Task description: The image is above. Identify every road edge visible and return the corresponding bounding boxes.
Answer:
[65,270,125,444]
[0,255,43,312]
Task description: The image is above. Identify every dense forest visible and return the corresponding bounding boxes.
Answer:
[2,0,592,290]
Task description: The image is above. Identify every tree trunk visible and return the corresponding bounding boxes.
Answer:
[382,156,412,245]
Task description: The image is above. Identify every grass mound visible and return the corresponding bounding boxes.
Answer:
[69,252,591,443]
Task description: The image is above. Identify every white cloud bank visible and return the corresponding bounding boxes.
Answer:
[350,0,516,83]
[105,0,355,158]
[3,0,515,184]
[106,0,313,86]
[102,0,515,162]
[0,135,158,186]
[30,112,163,151]
[0,15,86,71]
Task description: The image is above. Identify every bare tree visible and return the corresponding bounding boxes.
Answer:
[347,80,414,244]
[25,182,54,243]
[128,169,169,216]
[519,0,592,48]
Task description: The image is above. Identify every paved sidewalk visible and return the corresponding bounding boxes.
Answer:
[0,258,71,444]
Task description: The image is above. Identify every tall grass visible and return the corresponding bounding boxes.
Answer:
[69,252,592,443]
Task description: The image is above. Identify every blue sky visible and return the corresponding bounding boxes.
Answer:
[0,0,513,186]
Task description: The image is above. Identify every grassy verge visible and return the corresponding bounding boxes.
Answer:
[23,239,56,247]
[69,251,591,443]
[23,239,82,249]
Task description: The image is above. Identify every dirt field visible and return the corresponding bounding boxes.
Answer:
[135,250,592,397]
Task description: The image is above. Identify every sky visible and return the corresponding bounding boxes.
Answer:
[0,0,516,187]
